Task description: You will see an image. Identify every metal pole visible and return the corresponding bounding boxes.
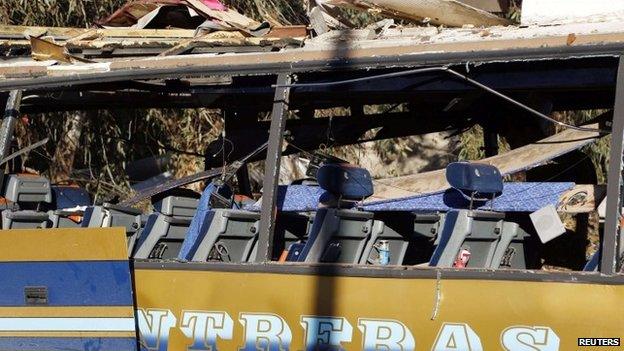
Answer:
[0,90,22,160]
[255,74,291,262]
[602,57,624,274]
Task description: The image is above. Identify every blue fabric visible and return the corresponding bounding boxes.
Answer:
[295,208,329,262]
[0,337,136,351]
[428,210,459,266]
[246,182,574,213]
[183,183,217,253]
[583,249,601,272]
[178,211,216,261]
[81,207,95,227]
[246,185,326,212]
[0,261,133,306]
[363,182,575,213]
[52,186,91,209]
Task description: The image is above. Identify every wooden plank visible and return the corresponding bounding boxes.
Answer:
[522,0,624,26]
[324,0,511,27]
[457,0,509,13]
[370,122,603,201]
[558,184,606,214]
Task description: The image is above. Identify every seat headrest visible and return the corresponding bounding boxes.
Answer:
[2,174,52,204]
[154,195,199,217]
[446,162,503,198]
[317,164,374,200]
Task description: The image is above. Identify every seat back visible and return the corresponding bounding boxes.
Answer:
[297,209,374,264]
[294,164,375,264]
[82,204,142,251]
[132,195,198,259]
[429,210,529,269]
[178,209,260,263]
[362,212,440,265]
[1,174,52,229]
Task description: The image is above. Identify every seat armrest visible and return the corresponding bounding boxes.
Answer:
[103,203,142,215]
[5,211,50,221]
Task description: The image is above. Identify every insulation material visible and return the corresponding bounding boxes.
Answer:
[522,0,624,26]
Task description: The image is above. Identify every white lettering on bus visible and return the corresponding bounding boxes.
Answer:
[137,309,177,351]
[358,318,415,351]
[239,313,292,351]
[136,310,561,351]
[501,326,560,351]
[431,323,483,351]
[180,311,233,351]
[300,316,352,350]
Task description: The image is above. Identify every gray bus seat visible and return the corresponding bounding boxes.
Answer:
[178,209,260,263]
[132,193,199,259]
[294,164,375,264]
[428,163,535,269]
[1,174,52,229]
[82,203,143,251]
[363,212,441,266]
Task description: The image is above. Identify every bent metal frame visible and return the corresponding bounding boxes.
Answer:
[1,54,624,282]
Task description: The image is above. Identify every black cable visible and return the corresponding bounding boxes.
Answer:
[274,66,610,134]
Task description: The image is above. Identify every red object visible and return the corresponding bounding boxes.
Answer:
[453,249,471,268]
[201,0,226,10]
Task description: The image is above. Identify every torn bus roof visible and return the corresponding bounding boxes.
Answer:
[2,17,624,88]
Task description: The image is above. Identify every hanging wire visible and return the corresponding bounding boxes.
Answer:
[273,66,610,134]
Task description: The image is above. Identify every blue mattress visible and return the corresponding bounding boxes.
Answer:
[246,182,575,213]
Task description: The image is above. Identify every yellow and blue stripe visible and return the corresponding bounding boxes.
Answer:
[0,228,137,351]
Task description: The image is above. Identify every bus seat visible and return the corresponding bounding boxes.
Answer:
[82,203,142,251]
[429,163,513,268]
[132,194,198,259]
[295,164,375,264]
[362,212,441,265]
[1,174,52,229]
[178,209,260,263]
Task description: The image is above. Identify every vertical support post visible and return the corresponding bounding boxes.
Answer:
[483,124,499,157]
[0,90,22,160]
[602,57,624,274]
[255,74,291,262]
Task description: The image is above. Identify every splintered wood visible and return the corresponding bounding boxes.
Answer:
[323,0,511,27]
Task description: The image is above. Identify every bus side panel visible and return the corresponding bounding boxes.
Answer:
[134,267,624,350]
[0,228,137,351]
